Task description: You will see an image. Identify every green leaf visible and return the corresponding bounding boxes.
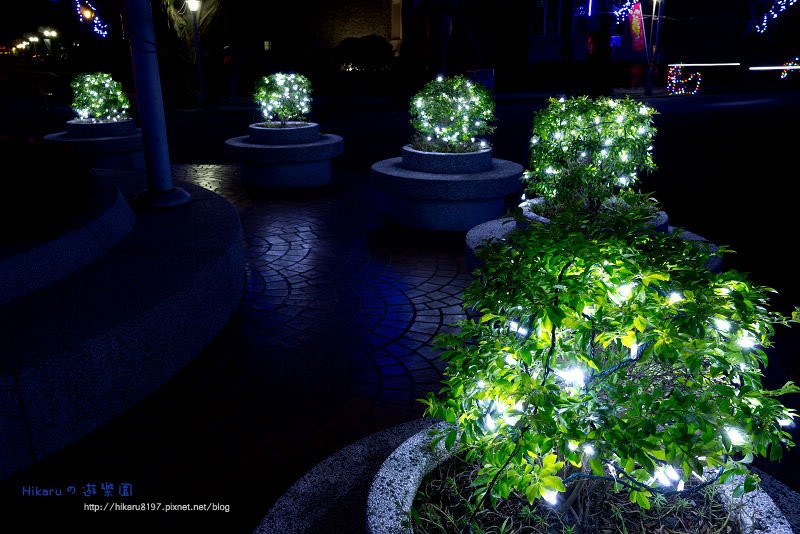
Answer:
[541,476,566,492]
[444,429,457,449]
[633,315,646,333]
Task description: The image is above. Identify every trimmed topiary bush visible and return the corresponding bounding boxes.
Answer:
[410,75,495,153]
[523,96,657,217]
[425,220,798,517]
[254,72,312,127]
[71,72,130,123]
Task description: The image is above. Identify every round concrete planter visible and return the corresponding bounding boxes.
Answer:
[43,119,144,171]
[0,174,134,305]
[248,121,320,145]
[401,145,493,174]
[371,152,523,232]
[465,200,674,271]
[519,198,670,233]
[225,123,343,189]
[64,119,137,139]
[367,422,795,534]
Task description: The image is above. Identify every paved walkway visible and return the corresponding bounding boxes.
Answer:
[1,163,472,532]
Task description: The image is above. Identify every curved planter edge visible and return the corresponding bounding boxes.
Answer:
[367,421,795,534]
[401,145,493,174]
[248,121,320,145]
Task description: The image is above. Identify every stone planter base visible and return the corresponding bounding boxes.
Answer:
[465,205,673,271]
[225,130,344,189]
[0,175,134,305]
[371,157,523,231]
[368,422,794,534]
[43,120,144,171]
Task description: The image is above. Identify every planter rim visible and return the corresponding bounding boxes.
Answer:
[250,121,318,129]
[402,144,492,156]
[67,118,133,125]
[367,421,794,534]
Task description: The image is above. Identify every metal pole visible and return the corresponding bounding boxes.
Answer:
[192,10,205,105]
[123,0,191,208]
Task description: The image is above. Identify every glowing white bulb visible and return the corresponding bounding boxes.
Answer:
[508,321,528,336]
[617,284,633,300]
[638,126,646,134]
[476,380,486,389]
[716,287,731,296]
[582,304,596,316]
[583,444,595,456]
[558,97,566,103]
[554,132,563,140]
[531,136,539,145]
[630,342,639,359]
[737,334,757,349]
[504,353,518,366]
[542,490,559,505]
[713,318,731,332]
[556,368,585,388]
[594,116,601,124]
[600,149,608,158]
[666,465,680,481]
[655,466,671,486]
[620,151,629,162]
[668,292,682,304]
[726,427,747,446]
[677,480,685,491]
[639,105,649,115]
[568,441,579,451]
[616,114,625,123]
[479,140,487,148]
[604,138,612,146]
[485,413,497,432]
[778,418,794,427]
[436,75,443,82]
[580,151,587,157]
[618,176,629,186]
[545,167,556,175]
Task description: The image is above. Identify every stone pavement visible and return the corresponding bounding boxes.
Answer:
[0,162,475,533]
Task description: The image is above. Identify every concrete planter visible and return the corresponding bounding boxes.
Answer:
[401,145,493,174]
[371,148,523,232]
[466,199,677,271]
[247,121,320,145]
[43,119,144,171]
[367,422,794,534]
[225,122,343,189]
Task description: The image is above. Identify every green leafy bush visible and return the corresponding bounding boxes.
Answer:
[524,96,656,216]
[71,73,130,122]
[254,73,312,126]
[409,75,495,153]
[425,221,798,511]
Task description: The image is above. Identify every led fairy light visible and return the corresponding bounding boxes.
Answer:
[524,96,656,209]
[613,0,637,23]
[253,73,312,127]
[74,1,108,38]
[756,0,799,33]
[781,57,800,79]
[667,66,703,96]
[71,73,130,122]
[409,75,495,152]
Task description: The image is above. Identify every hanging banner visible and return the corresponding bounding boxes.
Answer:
[629,2,646,52]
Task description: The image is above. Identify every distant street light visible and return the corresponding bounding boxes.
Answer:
[187,0,205,105]
[28,36,40,43]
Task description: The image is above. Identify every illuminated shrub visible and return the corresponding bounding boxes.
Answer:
[71,73,130,122]
[524,96,656,215]
[426,222,798,512]
[254,73,312,126]
[409,75,495,153]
